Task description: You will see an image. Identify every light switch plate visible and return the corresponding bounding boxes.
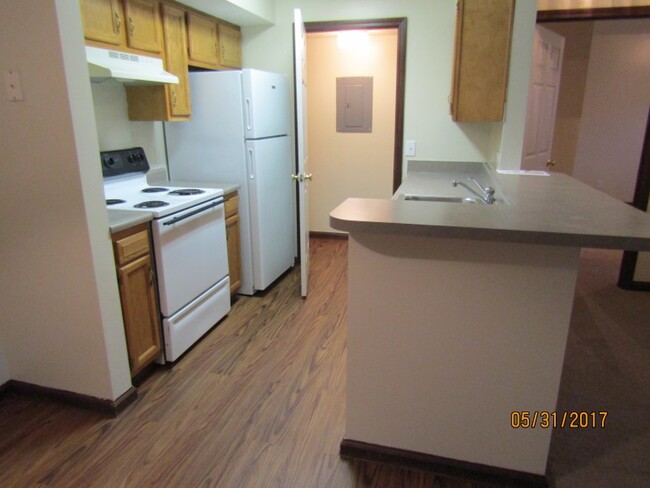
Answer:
[405,140,416,157]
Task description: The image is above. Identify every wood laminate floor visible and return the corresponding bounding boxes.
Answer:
[1,240,648,487]
[0,238,474,488]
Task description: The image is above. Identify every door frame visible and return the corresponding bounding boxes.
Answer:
[537,6,650,22]
[305,18,407,193]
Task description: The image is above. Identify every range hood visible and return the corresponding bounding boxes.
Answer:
[86,46,179,85]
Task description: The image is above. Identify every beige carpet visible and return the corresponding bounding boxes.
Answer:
[547,249,650,487]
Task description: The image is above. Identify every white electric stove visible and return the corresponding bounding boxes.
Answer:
[102,147,230,363]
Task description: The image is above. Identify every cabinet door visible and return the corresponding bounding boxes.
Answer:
[162,4,191,118]
[118,254,162,376]
[450,0,514,121]
[80,0,124,46]
[218,22,242,69]
[123,0,163,54]
[186,11,219,69]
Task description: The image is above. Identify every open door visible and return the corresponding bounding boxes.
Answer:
[522,25,565,172]
[293,8,311,297]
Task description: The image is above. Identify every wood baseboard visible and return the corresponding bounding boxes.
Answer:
[309,231,348,240]
[340,439,547,488]
[4,380,137,417]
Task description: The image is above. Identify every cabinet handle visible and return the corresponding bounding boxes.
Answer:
[129,16,135,37]
[148,266,154,287]
[114,11,121,35]
[171,89,177,108]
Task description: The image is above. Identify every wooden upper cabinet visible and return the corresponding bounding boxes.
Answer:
[126,2,191,121]
[218,22,242,69]
[80,0,124,46]
[162,3,191,118]
[186,11,220,69]
[450,0,515,122]
[81,0,162,55]
[123,0,163,54]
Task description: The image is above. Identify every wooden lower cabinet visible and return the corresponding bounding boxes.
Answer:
[112,223,162,377]
[224,192,242,294]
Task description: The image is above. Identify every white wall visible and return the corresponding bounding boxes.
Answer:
[241,0,537,181]
[0,0,132,400]
[91,82,168,178]
[307,30,397,232]
[572,19,650,201]
[178,0,275,25]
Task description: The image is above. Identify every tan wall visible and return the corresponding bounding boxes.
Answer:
[306,30,397,233]
[544,22,593,175]
[538,0,650,9]
[571,19,650,200]
[242,1,538,178]
[0,0,131,399]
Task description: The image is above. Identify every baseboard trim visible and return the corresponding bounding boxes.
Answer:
[309,231,348,240]
[340,439,547,488]
[4,380,137,417]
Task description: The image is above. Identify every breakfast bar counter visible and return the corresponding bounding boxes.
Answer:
[331,166,650,250]
[330,163,650,486]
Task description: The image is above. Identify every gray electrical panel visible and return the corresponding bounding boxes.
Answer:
[336,76,373,133]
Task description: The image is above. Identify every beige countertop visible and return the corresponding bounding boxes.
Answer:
[330,165,650,251]
[108,210,153,234]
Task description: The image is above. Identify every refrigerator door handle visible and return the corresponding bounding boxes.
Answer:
[248,148,256,180]
[245,98,253,132]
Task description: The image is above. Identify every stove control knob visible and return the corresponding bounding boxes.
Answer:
[104,156,115,167]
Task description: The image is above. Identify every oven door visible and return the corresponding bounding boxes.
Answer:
[152,197,228,317]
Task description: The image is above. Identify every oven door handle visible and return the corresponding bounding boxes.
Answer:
[162,199,223,226]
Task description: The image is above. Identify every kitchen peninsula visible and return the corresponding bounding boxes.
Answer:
[330,162,650,486]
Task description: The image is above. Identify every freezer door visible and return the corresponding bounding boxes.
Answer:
[242,69,290,139]
[246,136,295,290]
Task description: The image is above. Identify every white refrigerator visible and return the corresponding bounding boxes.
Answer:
[164,69,295,295]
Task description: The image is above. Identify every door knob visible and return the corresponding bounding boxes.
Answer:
[291,173,313,182]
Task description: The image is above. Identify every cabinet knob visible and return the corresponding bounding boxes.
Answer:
[546,159,556,169]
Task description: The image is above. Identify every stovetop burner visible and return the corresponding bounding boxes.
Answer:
[168,188,205,196]
[106,199,126,205]
[142,187,169,193]
[134,200,170,209]
[101,147,224,218]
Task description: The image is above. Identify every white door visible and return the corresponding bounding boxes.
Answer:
[293,8,310,297]
[522,26,565,171]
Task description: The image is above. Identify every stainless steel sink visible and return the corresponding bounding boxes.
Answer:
[400,194,481,204]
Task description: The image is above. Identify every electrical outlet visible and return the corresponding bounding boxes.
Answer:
[405,140,416,157]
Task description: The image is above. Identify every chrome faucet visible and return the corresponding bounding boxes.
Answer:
[452,177,496,204]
